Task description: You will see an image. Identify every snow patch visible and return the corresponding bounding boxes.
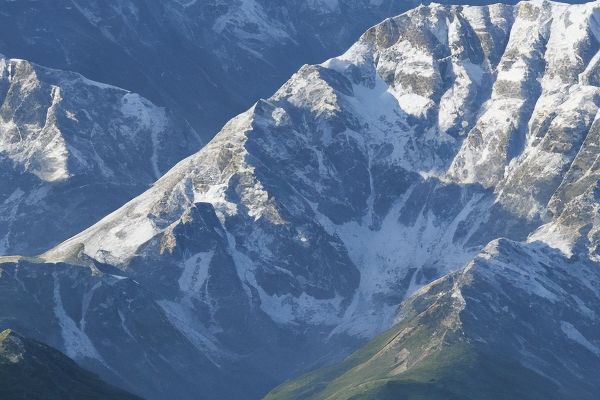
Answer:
[528,223,574,257]
[52,274,102,361]
[561,321,600,355]
[120,93,168,179]
[158,300,225,367]
[179,251,214,295]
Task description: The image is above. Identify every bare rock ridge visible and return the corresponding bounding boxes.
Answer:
[0,0,420,140]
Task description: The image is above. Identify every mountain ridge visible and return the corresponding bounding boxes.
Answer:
[264,238,600,399]
[0,0,422,139]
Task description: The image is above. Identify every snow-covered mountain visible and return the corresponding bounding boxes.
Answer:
[0,56,200,255]
[0,0,439,256]
[0,0,421,140]
[2,1,600,399]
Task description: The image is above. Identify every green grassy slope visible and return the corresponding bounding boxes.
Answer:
[265,277,561,400]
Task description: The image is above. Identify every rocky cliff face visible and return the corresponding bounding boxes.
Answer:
[0,0,420,140]
[0,56,200,255]
[0,0,447,257]
[1,1,600,399]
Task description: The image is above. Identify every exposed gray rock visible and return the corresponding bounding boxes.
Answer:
[0,0,424,140]
[0,56,200,255]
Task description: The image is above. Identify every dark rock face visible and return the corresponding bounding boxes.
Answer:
[0,328,141,400]
[2,1,600,400]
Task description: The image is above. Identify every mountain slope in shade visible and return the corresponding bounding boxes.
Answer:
[2,1,600,399]
[265,240,600,400]
[0,257,304,400]
[0,329,141,400]
[0,55,200,256]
